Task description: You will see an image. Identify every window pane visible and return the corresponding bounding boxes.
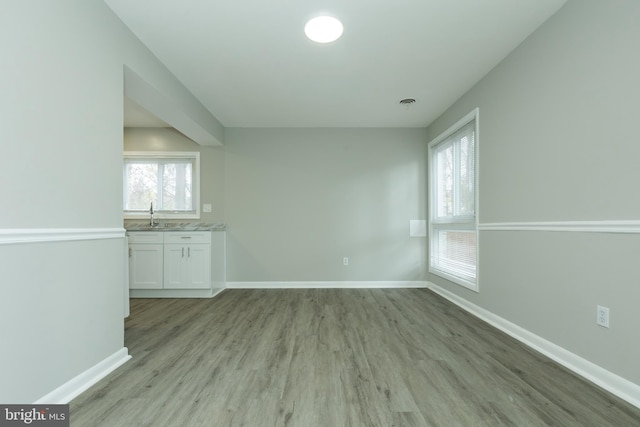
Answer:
[125,163,158,210]
[457,133,475,216]
[436,144,454,218]
[433,230,476,280]
[162,163,193,211]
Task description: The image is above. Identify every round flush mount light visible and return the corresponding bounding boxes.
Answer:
[305,16,344,43]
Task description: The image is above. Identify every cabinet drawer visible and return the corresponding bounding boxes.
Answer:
[127,232,164,244]
[164,232,211,244]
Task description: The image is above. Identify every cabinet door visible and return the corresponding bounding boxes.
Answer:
[186,244,211,289]
[163,244,211,289]
[164,244,187,289]
[129,244,163,289]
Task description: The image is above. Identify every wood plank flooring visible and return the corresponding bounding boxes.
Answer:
[70,289,640,426]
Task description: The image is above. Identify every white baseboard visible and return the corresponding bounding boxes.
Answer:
[130,288,214,298]
[426,282,640,409]
[34,348,131,404]
[225,281,428,289]
[211,287,226,298]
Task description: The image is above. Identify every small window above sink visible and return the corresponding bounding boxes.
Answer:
[123,151,200,220]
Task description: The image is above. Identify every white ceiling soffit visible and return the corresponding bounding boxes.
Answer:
[124,96,169,128]
[107,0,567,128]
[123,66,223,145]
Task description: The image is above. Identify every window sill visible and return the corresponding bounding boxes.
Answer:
[124,213,201,220]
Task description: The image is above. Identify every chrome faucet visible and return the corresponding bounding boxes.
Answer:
[149,202,159,227]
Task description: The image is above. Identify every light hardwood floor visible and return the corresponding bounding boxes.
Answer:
[71,289,640,426]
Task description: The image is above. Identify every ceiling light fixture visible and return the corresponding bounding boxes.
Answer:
[305,16,343,43]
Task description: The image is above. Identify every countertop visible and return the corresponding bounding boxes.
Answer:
[125,222,226,232]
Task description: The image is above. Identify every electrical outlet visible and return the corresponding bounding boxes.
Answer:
[343,257,349,266]
[596,305,610,328]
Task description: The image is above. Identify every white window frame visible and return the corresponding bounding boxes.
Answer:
[428,108,479,291]
[123,151,200,220]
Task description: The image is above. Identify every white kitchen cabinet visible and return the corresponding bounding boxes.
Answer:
[163,243,211,289]
[127,229,224,297]
[128,232,164,289]
[163,231,211,289]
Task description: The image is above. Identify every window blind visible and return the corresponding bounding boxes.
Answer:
[124,154,196,214]
[429,114,477,289]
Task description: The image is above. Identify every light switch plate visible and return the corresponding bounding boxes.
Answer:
[203,203,212,213]
[409,220,427,237]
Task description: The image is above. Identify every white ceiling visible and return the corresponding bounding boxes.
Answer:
[109,0,567,128]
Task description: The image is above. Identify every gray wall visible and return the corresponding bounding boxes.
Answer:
[426,0,640,385]
[0,0,221,402]
[124,127,226,223]
[224,128,428,283]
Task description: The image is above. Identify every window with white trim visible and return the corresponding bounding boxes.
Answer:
[123,151,200,219]
[429,109,478,290]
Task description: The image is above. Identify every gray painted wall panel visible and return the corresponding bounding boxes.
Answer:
[426,0,640,385]
[224,128,428,282]
[0,0,224,402]
[0,240,125,402]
